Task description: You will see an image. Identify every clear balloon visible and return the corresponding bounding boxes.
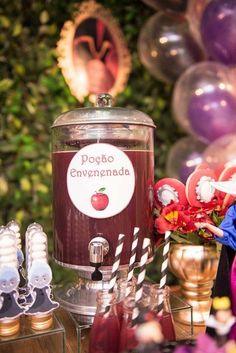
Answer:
[202,133,236,177]
[141,0,188,12]
[166,136,207,183]
[138,11,205,83]
[172,61,236,143]
[201,0,236,65]
[186,0,210,45]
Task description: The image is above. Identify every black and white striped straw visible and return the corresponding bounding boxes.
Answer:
[157,230,171,314]
[127,227,139,282]
[132,237,150,324]
[125,227,139,297]
[108,233,125,293]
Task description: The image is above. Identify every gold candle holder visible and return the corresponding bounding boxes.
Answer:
[169,244,219,325]
[30,313,53,331]
[0,317,20,337]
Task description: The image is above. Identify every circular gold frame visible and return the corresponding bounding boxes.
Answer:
[57,0,132,102]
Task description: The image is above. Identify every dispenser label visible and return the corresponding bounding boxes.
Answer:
[67,143,135,218]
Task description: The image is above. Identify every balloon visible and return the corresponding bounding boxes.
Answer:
[188,89,236,143]
[166,136,207,183]
[186,0,210,45]
[201,0,236,65]
[203,133,236,176]
[138,11,205,83]
[172,61,236,143]
[141,0,188,12]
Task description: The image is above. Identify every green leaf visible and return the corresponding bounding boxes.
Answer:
[40,10,49,24]
[98,187,106,193]
[14,63,26,76]
[0,79,13,92]
[12,23,22,37]
[0,16,10,28]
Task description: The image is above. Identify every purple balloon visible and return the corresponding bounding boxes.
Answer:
[201,0,236,65]
[179,152,203,183]
[188,89,236,143]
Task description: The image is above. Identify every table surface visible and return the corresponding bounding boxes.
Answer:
[56,307,206,353]
[0,289,206,353]
[56,309,78,353]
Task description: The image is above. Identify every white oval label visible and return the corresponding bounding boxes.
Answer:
[67,143,135,218]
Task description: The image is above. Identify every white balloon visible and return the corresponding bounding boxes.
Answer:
[203,133,236,176]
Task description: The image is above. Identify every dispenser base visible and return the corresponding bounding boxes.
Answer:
[54,278,110,324]
[54,257,154,325]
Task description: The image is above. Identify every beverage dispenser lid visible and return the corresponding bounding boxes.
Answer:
[51,93,156,128]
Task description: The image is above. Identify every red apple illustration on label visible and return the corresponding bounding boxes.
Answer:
[91,187,109,211]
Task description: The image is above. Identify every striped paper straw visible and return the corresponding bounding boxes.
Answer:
[127,227,139,283]
[157,230,171,314]
[108,233,125,293]
[132,237,150,323]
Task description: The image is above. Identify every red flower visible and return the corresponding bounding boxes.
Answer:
[187,205,214,216]
[155,203,193,234]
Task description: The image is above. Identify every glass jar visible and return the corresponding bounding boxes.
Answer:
[51,93,155,271]
[89,289,120,353]
[115,277,136,325]
[142,283,176,341]
[119,295,138,353]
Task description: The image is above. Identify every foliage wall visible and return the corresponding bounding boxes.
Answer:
[0,0,184,282]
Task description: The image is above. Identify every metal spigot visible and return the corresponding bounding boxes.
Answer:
[88,236,109,281]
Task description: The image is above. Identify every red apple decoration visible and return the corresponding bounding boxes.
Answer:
[91,188,109,211]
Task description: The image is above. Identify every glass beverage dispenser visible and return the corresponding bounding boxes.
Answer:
[51,94,155,323]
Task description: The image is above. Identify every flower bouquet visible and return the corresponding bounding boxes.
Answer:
[151,165,236,325]
[153,164,236,246]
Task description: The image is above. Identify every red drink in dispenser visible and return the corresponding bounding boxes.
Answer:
[52,94,155,270]
[52,148,154,267]
[51,94,155,322]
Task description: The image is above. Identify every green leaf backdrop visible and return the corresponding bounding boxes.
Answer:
[0,0,184,283]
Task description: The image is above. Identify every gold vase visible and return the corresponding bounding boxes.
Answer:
[168,244,219,326]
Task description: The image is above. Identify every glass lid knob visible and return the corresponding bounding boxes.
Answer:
[95,93,113,108]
